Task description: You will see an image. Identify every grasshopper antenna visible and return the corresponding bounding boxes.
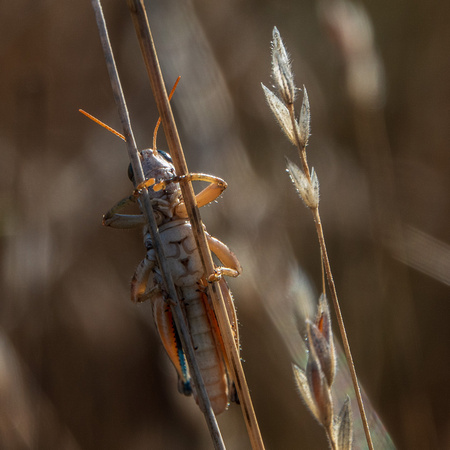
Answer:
[79,76,181,154]
[79,109,126,141]
[152,76,180,155]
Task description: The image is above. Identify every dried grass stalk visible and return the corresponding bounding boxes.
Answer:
[90,0,225,447]
[263,26,373,450]
[91,0,265,448]
[125,3,265,448]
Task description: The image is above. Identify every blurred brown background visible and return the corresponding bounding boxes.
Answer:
[1,0,449,449]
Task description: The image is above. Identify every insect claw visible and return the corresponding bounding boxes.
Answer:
[178,377,192,396]
[163,296,177,308]
[133,178,156,197]
[207,267,240,283]
[152,181,166,191]
[207,269,223,283]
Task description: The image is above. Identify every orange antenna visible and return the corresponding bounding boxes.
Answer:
[152,76,181,155]
[79,109,126,141]
[80,76,180,151]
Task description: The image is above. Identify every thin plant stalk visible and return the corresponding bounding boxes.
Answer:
[263,28,374,449]
[126,1,265,449]
[288,102,374,450]
[89,1,225,448]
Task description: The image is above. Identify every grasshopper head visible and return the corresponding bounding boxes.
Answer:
[128,149,177,194]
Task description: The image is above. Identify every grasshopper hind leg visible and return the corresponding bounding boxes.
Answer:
[131,246,193,395]
[152,292,192,397]
[175,326,193,396]
[131,257,156,303]
[230,383,239,405]
[178,376,192,397]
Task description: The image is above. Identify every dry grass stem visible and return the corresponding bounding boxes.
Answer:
[90,0,224,447]
[263,26,374,449]
[126,1,264,449]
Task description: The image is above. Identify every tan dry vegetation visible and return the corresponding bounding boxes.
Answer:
[0,1,449,449]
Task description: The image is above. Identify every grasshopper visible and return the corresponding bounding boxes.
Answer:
[101,127,242,415]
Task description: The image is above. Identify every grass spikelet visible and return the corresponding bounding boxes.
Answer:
[294,296,352,449]
[262,26,374,449]
[336,397,353,450]
[262,83,298,145]
[271,26,296,105]
[286,158,319,209]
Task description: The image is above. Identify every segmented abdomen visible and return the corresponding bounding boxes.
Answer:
[182,286,229,415]
[154,220,229,415]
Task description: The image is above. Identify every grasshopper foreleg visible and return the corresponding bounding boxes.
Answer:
[103,194,146,229]
[153,173,227,218]
[206,233,242,282]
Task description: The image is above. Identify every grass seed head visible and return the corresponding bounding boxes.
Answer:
[336,396,353,450]
[271,27,296,105]
[286,158,320,209]
[262,83,298,145]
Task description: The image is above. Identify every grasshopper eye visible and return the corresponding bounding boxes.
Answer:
[127,163,134,182]
[157,149,172,163]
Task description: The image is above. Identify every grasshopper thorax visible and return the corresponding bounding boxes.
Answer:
[131,149,181,225]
